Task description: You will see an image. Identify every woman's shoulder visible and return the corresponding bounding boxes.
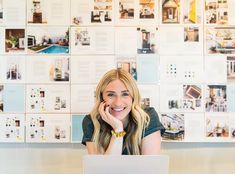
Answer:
[143,107,158,117]
[82,114,94,128]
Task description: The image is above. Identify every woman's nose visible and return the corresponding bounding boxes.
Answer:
[113,96,122,106]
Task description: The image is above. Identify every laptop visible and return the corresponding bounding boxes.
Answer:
[83,155,169,174]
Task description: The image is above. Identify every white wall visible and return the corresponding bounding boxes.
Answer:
[1,143,235,174]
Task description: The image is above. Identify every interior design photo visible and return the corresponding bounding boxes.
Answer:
[161,113,184,141]
[27,27,69,54]
[205,85,227,112]
[162,0,180,23]
[5,29,25,53]
[139,0,155,19]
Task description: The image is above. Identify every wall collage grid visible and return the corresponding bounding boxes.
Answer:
[0,0,235,143]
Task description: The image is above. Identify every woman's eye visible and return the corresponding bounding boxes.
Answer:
[122,92,130,97]
[107,93,115,97]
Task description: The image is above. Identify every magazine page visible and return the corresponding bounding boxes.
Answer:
[26,114,70,143]
[115,0,137,26]
[26,85,70,113]
[227,56,235,83]
[227,85,235,112]
[27,26,69,54]
[159,26,202,55]
[0,56,25,83]
[5,28,25,54]
[205,85,227,112]
[70,0,90,25]
[228,0,235,25]
[115,27,137,55]
[161,0,180,24]
[161,113,185,141]
[71,26,114,55]
[138,84,159,110]
[26,114,49,142]
[116,56,137,81]
[137,54,159,83]
[71,115,85,143]
[2,0,25,26]
[160,84,203,113]
[71,84,95,113]
[26,56,70,83]
[204,55,227,83]
[184,113,205,142]
[27,0,70,25]
[182,0,202,24]
[205,113,230,142]
[2,84,25,113]
[71,55,115,84]
[0,114,25,142]
[160,55,203,84]
[48,114,70,143]
[205,27,235,55]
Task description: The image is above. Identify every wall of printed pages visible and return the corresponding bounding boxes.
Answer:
[0,0,235,143]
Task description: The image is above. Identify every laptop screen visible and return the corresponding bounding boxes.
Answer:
[83,155,169,174]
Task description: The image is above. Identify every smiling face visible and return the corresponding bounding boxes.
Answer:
[102,79,133,124]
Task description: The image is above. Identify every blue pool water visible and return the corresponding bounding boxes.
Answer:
[39,45,69,54]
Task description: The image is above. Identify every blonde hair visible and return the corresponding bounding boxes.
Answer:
[90,69,150,154]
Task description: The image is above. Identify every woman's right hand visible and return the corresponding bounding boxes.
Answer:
[98,102,124,132]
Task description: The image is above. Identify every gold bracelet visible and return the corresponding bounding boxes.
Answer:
[111,130,126,138]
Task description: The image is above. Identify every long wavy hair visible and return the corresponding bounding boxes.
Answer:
[90,69,150,155]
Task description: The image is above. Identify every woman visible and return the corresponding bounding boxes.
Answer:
[82,68,165,155]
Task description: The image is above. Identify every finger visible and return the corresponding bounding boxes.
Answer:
[99,102,109,122]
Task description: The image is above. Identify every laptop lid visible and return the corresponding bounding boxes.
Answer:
[83,155,169,174]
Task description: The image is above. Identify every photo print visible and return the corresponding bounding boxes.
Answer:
[205,0,228,25]
[27,27,69,54]
[162,0,180,24]
[227,56,235,83]
[137,27,157,54]
[6,58,22,81]
[119,0,135,19]
[205,27,235,54]
[205,85,227,112]
[0,0,3,23]
[0,85,3,112]
[91,0,113,24]
[206,114,229,138]
[182,0,202,24]
[117,57,137,80]
[27,0,47,24]
[139,0,155,19]
[184,27,199,42]
[5,29,25,53]
[161,113,185,141]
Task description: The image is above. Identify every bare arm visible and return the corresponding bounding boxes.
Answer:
[141,131,161,155]
[86,102,124,155]
[86,135,124,155]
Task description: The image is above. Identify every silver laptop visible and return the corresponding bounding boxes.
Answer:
[83,155,169,174]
